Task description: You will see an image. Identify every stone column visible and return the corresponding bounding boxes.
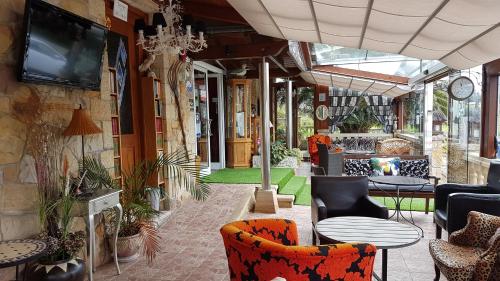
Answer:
[286,80,293,149]
[260,60,271,190]
[254,58,278,213]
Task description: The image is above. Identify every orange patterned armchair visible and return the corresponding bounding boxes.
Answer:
[220,219,377,281]
[308,134,332,165]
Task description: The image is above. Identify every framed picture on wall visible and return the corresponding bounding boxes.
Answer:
[319,93,326,102]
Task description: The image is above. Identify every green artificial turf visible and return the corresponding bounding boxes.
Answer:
[279,176,307,195]
[372,197,434,212]
[293,189,434,212]
[202,168,295,190]
[294,184,311,206]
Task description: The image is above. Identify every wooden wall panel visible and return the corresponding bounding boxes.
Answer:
[314,85,329,132]
[481,61,500,158]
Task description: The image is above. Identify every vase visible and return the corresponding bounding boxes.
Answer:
[27,258,85,281]
[116,233,141,262]
[147,187,161,211]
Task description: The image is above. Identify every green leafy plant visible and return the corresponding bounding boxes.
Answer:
[289,148,303,165]
[83,149,210,263]
[337,99,379,133]
[270,141,303,166]
[26,122,86,263]
[37,193,86,262]
[270,142,289,166]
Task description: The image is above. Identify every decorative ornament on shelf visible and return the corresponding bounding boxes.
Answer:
[138,53,157,78]
[134,0,207,57]
[229,63,248,77]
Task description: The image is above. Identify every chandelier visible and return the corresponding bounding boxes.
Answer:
[134,0,207,56]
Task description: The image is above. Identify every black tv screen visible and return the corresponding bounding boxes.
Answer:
[18,0,107,90]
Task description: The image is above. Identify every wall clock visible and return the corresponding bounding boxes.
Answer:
[315,105,329,121]
[448,76,474,101]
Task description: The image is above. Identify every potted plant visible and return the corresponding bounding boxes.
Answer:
[83,149,210,263]
[23,123,87,281]
[29,192,87,281]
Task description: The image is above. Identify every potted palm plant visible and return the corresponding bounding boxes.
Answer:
[29,191,87,281]
[83,149,210,263]
[24,123,87,281]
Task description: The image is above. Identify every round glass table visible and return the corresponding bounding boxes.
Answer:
[369,175,429,236]
[316,216,421,281]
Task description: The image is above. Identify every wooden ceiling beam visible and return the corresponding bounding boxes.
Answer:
[181,1,248,25]
[312,65,409,84]
[244,68,301,79]
[191,41,288,60]
[300,42,312,70]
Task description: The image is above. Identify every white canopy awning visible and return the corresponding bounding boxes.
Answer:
[227,0,500,70]
[301,71,411,97]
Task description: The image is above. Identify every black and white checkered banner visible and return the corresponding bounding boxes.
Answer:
[364,95,394,133]
[329,88,361,125]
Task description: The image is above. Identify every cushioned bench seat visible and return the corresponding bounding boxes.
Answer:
[343,154,438,214]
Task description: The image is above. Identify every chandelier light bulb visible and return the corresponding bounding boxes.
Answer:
[136,0,207,56]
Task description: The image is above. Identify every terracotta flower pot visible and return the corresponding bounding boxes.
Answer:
[27,258,85,281]
[116,233,141,263]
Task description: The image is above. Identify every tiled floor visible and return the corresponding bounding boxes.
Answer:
[95,183,256,281]
[93,183,445,281]
[0,169,447,281]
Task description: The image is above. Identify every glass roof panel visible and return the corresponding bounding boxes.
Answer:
[311,44,440,78]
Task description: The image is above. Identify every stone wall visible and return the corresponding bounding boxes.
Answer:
[152,54,196,208]
[0,0,112,245]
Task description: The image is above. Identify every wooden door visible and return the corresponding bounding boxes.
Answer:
[105,2,146,173]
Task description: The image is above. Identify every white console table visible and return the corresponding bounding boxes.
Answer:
[76,189,122,281]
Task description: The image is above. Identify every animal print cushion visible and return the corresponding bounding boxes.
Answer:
[220,219,377,281]
[450,211,500,248]
[487,228,500,248]
[430,212,500,281]
[400,159,429,178]
[429,239,481,281]
[344,159,371,176]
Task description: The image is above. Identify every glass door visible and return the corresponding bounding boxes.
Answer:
[447,67,483,183]
[194,68,210,173]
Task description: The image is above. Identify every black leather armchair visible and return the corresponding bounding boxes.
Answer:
[317,143,329,174]
[434,161,500,238]
[311,176,389,243]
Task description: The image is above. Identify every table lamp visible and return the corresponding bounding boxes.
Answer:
[63,105,102,178]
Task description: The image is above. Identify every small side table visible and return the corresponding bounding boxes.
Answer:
[0,239,47,281]
[76,189,122,281]
[369,175,429,236]
[316,216,421,281]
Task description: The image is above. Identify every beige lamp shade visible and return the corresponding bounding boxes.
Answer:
[63,107,102,136]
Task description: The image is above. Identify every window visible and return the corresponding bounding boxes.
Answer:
[402,85,425,140]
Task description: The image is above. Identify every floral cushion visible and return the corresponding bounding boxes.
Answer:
[370,157,400,176]
[400,159,429,178]
[220,219,377,281]
[344,159,371,176]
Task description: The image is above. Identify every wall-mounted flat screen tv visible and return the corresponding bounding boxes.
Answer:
[18,0,108,90]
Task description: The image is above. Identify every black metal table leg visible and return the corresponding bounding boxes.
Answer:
[15,265,19,281]
[382,249,387,281]
[373,249,388,281]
